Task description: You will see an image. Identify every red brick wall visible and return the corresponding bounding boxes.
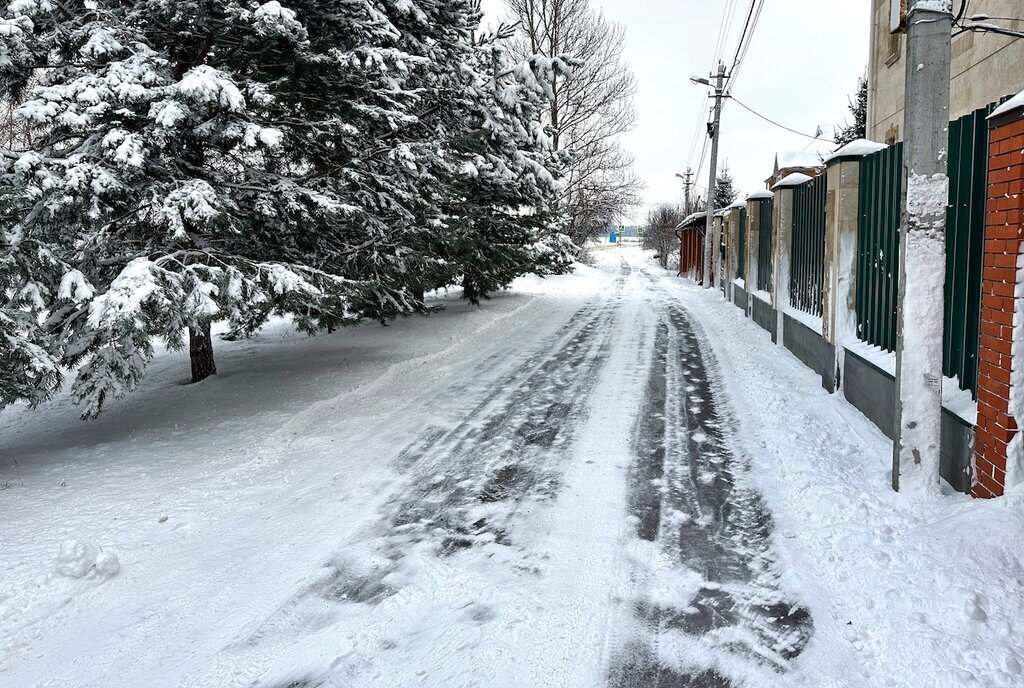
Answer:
[974,113,1024,498]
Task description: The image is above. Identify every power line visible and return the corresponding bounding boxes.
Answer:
[729,95,832,141]
[729,0,758,73]
[728,0,765,90]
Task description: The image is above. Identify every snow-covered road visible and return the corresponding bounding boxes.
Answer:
[3,246,1023,688]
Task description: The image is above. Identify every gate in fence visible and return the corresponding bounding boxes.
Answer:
[855,103,996,396]
[790,175,827,316]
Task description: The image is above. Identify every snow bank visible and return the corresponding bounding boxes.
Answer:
[56,540,120,579]
[1007,245,1024,490]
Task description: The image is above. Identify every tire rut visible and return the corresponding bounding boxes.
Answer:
[610,303,812,687]
[249,263,633,668]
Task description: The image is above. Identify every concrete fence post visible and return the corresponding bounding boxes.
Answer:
[771,173,812,345]
[721,211,735,303]
[823,140,886,392]
[715,213,727,296]
[973,96,1024,498]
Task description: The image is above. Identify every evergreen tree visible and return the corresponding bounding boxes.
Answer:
[0,0,572,417]
[835,76,868,147]
[714,165,737,211]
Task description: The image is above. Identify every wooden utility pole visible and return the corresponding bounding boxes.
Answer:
[891,0,952,492]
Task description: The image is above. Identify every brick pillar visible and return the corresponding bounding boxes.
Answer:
[973,100,1024,498]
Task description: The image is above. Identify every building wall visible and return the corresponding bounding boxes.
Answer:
[868,0,1024,143]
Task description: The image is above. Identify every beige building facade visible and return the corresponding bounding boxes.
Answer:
[868,0,1024,143]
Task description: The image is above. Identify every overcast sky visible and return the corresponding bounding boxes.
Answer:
[481,0,871,224]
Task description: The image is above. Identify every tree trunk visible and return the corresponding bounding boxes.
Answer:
[189,322,217,383]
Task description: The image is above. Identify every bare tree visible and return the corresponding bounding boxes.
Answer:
[507,0,643,246]
[643,203,684,270]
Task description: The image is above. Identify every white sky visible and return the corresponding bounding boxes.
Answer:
[481,0,871,224]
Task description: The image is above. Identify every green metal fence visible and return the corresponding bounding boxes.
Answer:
[855,103,995,396]
[856,142,902,352]
[943,106,989,395]
[790,176,827,316]
[755,198,773,292]
[737,207,747,280]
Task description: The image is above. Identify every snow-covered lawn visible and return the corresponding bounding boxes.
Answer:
[1,246,1022,688]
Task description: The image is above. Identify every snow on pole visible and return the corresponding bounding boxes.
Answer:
[892,0,953,493]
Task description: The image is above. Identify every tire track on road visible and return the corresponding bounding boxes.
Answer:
[610,300,812,687]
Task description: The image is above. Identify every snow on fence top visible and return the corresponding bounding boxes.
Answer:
[677,211,706,229]
[727,199,747,210]
[771,172,813,190]
[746,189,774,201]
[824,138,888,163]
[989,90,1024,120]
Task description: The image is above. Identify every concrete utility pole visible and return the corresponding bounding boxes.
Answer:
[892,0,952,492]
[703,61,726,289]
[678,168,694,215]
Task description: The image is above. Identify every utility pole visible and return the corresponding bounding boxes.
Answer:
[891,0,952,492]
[674,168,694,214]
[682,168,693,215]
[702,61,726,289]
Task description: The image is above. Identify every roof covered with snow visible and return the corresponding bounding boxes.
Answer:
[746,189,774,201]
[775,143,829,171]
[824,138,888,163]
[772,172,813,190]
[677,211,706,229]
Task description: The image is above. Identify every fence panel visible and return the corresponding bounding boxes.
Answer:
[737,208,747,281]
[854,104,996,396]
[856,142,902,352]
[943,106,988,394]
[756,198,774,292]
[790,175,826,316]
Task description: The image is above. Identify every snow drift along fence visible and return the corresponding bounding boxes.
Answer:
[755,197,774,293]
[737,207,747,281]
[790,175,826,316]
[855,103,998,396]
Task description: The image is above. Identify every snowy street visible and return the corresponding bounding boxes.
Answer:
[2,247,1023,688]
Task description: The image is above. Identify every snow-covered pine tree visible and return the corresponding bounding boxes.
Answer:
[0,0,577,417]
[0,0,417,416]
[835,76,868,147]
[714,165,737,211]
[425,14,576,303]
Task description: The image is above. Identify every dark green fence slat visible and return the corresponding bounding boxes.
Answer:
[790,175,826,316]
[738,207,747,280]
[756,198,774,292]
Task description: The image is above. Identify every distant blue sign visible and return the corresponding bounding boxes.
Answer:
[609,232,618,243]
